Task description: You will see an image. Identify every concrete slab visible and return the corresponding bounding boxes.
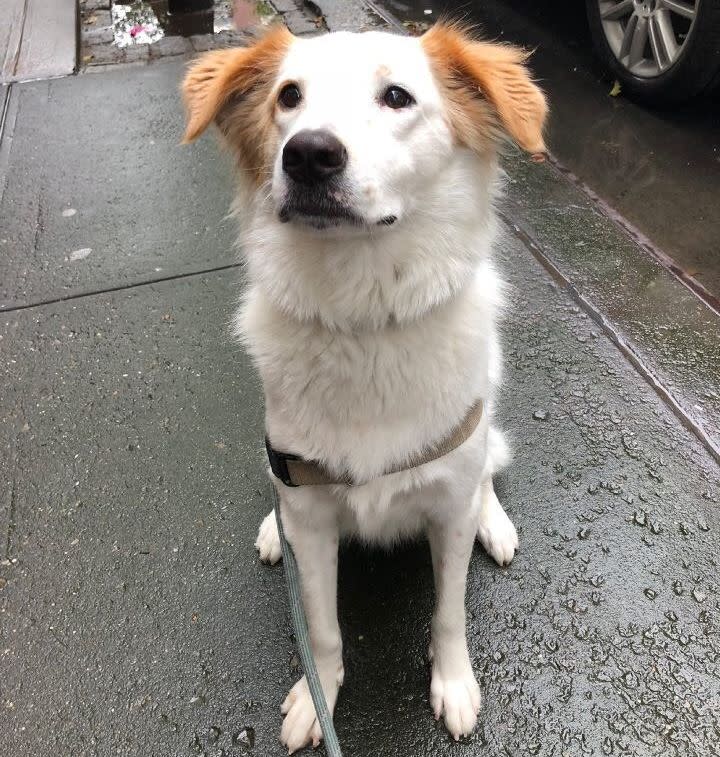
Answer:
[1,227,718,756]
[0,60,236,311]
[0,0,77,83]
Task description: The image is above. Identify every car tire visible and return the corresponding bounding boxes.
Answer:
[586,0,720,104]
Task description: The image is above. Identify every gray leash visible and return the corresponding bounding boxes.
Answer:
[272,485,344,756]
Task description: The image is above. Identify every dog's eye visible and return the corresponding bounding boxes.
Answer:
[278,83,302,109]
[382,85,414,109]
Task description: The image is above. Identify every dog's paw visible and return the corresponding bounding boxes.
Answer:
[280,677,323,754]
[255,511,282,565]
[280,667,343,754]
[477,485,518,567]
[430,664,481,740]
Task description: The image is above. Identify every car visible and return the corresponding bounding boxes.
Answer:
[586,0,720,103]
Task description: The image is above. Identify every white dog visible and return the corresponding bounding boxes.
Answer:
[183,23,546,753]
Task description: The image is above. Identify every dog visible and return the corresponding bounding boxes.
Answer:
[182,22,546,752]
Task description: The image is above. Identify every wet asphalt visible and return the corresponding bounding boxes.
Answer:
[1,5,720,757]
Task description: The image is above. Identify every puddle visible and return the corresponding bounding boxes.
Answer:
[110,1,276,48]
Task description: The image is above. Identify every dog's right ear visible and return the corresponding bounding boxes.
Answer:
[181,26,293,144]
[421,22,547,156]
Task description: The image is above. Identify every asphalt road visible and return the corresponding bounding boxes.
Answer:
[378,0,720,304]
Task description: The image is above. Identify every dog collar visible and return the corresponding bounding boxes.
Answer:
[266,399,484,487]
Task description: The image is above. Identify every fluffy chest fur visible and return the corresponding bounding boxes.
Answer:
[239,262,498,480]
[240,275,499,540]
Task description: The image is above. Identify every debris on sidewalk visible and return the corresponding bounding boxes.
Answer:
[112,3,165,48]
[402,20,430,35]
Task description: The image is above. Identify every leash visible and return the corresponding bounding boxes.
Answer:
[272,485,344,756]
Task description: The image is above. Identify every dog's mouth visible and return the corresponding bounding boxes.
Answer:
[278,188,396,231]
[279,202,364,230]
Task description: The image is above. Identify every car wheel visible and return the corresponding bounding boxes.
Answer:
[586,0,720,104]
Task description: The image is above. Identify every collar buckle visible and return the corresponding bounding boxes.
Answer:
[265,437,300,487]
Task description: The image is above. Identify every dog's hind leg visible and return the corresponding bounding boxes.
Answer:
[255,510,282,564]
[475,425,518,566]
[476,478,518,566]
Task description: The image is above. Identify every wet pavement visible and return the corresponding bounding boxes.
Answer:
[0,62,235,309]
[1,5,720,757]
[502,152,720,462]
[378,0,720,305]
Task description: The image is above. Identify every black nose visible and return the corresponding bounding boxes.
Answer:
[282,129,348,185]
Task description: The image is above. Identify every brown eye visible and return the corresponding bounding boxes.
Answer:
[278,83,302,109]
[382,85,414,109]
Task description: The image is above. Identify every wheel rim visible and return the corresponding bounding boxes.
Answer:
[597,0,699,78]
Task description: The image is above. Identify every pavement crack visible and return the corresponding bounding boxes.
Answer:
[31,190,44,262]
[6,0,31,79]
[49,627,68,649]
[0,83,14,208]
[0,84,12,143]
[4,447,18,562]
[362,0,406,32]
[0,262,243,313]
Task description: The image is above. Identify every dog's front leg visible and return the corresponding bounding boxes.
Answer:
[277,485,344,754]
[427,507,481,740]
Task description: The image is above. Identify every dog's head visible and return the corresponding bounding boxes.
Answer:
[182,24,547,232]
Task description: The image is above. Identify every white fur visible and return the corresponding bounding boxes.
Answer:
[231,30,519,751]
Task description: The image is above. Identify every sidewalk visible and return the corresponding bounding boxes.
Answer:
[1,0,76,83]
[1,5,719,757]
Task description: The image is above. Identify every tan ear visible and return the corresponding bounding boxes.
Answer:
[181,25,293,144]
[421,23,547,155]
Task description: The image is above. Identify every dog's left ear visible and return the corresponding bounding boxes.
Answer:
[422,23,547,155]
[181,25,293,143]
